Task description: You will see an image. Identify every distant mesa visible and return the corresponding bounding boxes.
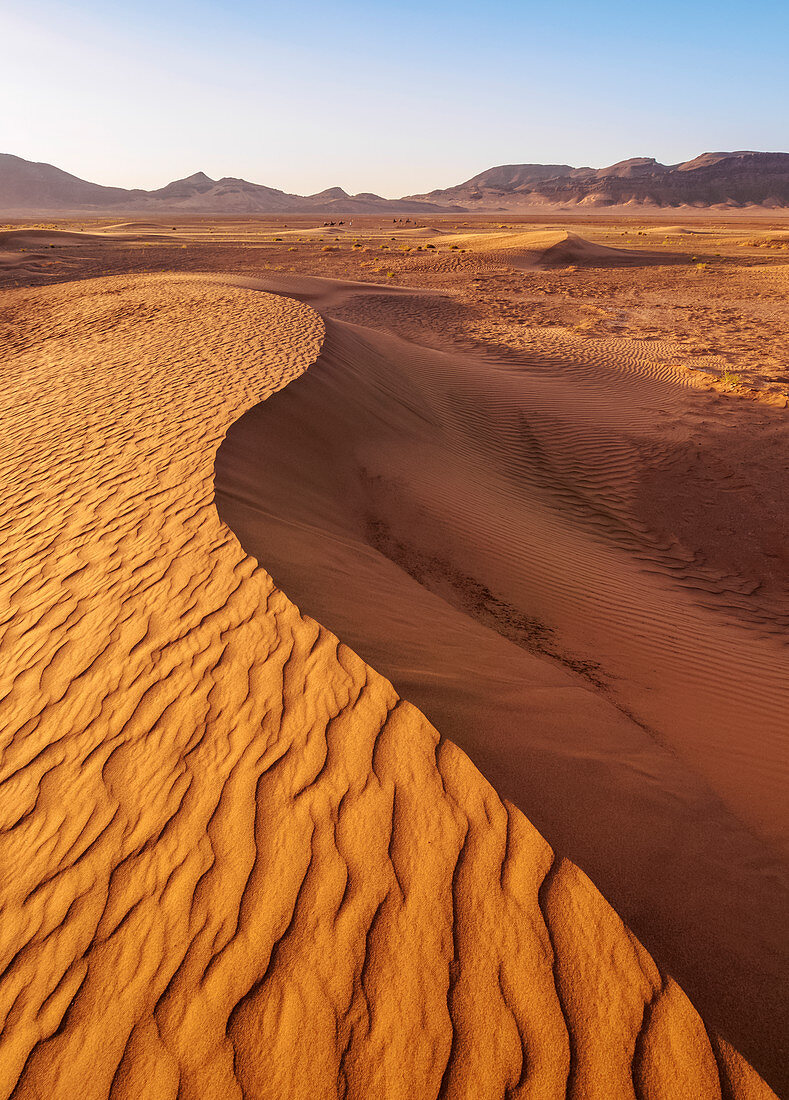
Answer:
[1,150,788,213]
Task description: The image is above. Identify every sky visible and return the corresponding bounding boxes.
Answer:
[2,0,788,197]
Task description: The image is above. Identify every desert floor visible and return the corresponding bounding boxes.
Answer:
[0,214,786,1098]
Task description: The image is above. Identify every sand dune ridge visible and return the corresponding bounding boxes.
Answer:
[0,273,778,1098]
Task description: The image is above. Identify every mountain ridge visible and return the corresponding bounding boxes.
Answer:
[2,150,789,213]
[408,151,789,209]
[0,154,452,215]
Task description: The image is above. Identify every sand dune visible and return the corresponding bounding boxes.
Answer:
[643,225,708,235]
[0,228,103,248]
[216,276,789,1091]
[94,221,177,233]
[0,250,50,270]
[428,228,668,268]
[0,272,777,1097]
[537,230,667,266]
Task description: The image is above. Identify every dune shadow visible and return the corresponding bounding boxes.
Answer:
[214,311,788,1093]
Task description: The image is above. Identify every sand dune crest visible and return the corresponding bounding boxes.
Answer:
[0,274,777,1097]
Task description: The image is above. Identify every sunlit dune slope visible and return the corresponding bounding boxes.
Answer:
[0,274,776,1098]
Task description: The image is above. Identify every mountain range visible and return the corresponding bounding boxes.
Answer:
[2,150,788,215]
[408,151,789,210]
[0,155,451,216]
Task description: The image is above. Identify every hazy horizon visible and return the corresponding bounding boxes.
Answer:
[4,0,788,198]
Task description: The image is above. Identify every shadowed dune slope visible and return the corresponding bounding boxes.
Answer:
[215,282,789,1093]
[0,274,778,1098]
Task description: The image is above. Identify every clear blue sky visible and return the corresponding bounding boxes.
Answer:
[3,0,787,196]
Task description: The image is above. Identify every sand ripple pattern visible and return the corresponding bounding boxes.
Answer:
[0,275,774,1098]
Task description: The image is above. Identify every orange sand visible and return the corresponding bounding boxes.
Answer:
[0,220,785,1097]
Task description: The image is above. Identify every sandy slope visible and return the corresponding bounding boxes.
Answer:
[0,273,777,1098]
[216,277,789,1090]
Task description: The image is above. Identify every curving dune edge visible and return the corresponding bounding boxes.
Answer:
[0,274,776,1098]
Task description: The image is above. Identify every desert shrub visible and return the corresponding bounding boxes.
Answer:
[721,370,741,386]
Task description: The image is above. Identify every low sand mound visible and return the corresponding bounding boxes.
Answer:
[0,228,110,249]
[0,273,777,1097]
[95,221,176,233]
[429,227,565,253]
[428,228,666,268]
[0,249,68,278]
[297,225,351,236]
[392,226,443,236]
[538,231,666,266]
[644,225,707,235]
[0,226,176,251]
[0,249,46,268]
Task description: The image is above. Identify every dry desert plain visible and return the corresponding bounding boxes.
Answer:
[0,214,787,1098]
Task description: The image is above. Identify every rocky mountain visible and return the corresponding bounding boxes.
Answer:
[408,151,789,209]
[0,154,452,215]
[3,150,789,215]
